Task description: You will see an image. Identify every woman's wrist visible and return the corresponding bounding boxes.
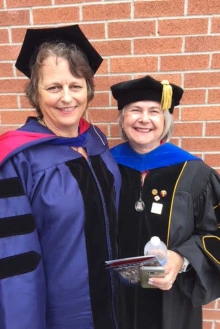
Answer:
[179,257,190,273]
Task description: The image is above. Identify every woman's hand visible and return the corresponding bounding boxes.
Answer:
[147,250,184,290]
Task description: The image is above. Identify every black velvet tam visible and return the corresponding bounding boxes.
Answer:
[15,24,103,78]
[111,75,184,113]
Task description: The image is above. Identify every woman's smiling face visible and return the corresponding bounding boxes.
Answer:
[121,100,165,154]
[38,56,88,137]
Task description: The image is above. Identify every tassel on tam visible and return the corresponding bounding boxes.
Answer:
[161,80,173,111]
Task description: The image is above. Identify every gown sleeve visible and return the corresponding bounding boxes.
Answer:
[173,167,220,307]
[0,153,46,329]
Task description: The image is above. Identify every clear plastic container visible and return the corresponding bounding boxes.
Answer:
[144,236,167,266]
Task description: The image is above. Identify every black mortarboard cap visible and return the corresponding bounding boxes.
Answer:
[111,75,184,114]
[15,24,103,78]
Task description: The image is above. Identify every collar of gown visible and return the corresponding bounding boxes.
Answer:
[110,142,201,172]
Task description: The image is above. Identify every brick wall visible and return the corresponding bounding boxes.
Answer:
[0,0,220,326]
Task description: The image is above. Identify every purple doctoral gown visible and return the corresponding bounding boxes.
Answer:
[0,117,121,329]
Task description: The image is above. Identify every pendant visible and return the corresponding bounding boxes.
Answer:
[135,200,145,212]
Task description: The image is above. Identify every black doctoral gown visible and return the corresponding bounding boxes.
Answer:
[111,142,220,329]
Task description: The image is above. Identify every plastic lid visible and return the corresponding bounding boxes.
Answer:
[150,236,161,246]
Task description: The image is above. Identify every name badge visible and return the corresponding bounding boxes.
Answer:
[151,202,163,215]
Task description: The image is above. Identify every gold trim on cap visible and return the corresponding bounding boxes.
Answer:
[161,80,173,111]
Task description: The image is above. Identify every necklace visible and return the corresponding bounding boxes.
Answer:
[134,170,149,212]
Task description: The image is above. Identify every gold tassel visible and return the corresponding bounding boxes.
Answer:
[161,80,172,111]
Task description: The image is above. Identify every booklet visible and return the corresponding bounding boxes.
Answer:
[105,255,161,285]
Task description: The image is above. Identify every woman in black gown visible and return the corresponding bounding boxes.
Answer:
[110,75,220,329]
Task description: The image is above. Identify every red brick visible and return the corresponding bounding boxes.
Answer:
[169,138,180,146]
[11,23,104,43]
[108,21,155,38]
[93,123,108,136]
[181,89,206,105]
[0,95,18,109]
[0,29,9,43]
[0,0,3,8]
[182,106,220,121]
[135,0,184,18]
[182,138,220,152]
[205,154,220,167]
[16,67,27,77]
[208,89,220,103]
[193,153,203,159]
[147,74,182,86]
[206,123,220,136]
[33,7,79,24]
[89,93,109,107]
[55,0,99,3]
[212,54,220,69]
[217,299,220,309]
[202,310,220,320]
[0,10,29,26]
[11,28,27,43]
[83,3,130,21]
[111,95,117,108]
[103,74,182,93]
[134,37,182,54]
[0,45,20,60]
[80,23,105,39]
[215,322,220,329]
[184,73,220,88]
[94,75,131,92]
[202,321,213,329]
[7,0,50,7]
[20,95,33,109]
[186,36,220,52]
[110,124,120,138]
[188,0,220,15]
[108,139,123,148]
[126,73,181,87]
[0,125,21,134]
[1,111,36,124]
[161,55,209,71]
[212,17,220,33]
[95,59,108,75]
[158,18,208,36]
[0,63,13,77]
[203,300,217,309]
[172,108,180,121]
[173,123,203,137]
[0,79,27,93]
[110,57,158,73]
[89,109,118,123]
[93,40,131,56]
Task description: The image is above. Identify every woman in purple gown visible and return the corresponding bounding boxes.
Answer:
[0,24,121,329]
